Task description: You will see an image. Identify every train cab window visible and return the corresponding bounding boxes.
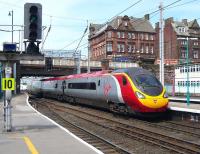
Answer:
[122,76,127,85]
[98,80,100,86]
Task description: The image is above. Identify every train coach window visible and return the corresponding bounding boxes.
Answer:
[68,82,96,90]
[122,76,127,85]
[98,80,100,86]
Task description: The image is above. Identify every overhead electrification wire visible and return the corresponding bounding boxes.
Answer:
[60,0,143,50]
[41,16,52,51]
[41,25,51,51]
[73,20,89,54]
[108,0,142,22]
[167,0,200,10]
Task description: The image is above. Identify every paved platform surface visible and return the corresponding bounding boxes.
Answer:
[0,94,102,154]
[168,97,200,114]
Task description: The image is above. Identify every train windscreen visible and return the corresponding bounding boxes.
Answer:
[133,74,163,96]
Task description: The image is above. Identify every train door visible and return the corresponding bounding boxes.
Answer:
[62,80,66,95]
[96,77,103,99]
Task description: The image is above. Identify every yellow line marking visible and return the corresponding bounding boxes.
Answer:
[23,136,39,154]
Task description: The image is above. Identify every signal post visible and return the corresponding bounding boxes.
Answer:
[0,3,44,132]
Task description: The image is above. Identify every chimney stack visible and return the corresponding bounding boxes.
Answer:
[182,19,188,25]
[144,14,149,20]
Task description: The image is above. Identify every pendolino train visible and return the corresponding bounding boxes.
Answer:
[28,67,169,116]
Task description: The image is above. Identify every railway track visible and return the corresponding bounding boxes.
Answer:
[33,98,131,154]
[126,117,200,138]
[31,98,200,154]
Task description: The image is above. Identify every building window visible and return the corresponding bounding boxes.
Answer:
[132,33,135,39]
[107,31,112,38]
[145,46,149,53]
[132,44,136,52]
[106,42,112,52]
[140,33,144,40]
[128,44,135,53]
[117,32,120,38]
[117,43,125,52]
[145,34,148,40]
[197,81,200,87]
[128,44,132,52]
[140,44,144,53]
[150,46,154,54]
[150,35,154,40]
[178,27,186,33]
[193,50,198,59]
[181,41,187,45]
[194,41,198,46]
[128,33,131,39]
[121,32,125,38]
[181,50,186,58]
[121,44,125,52]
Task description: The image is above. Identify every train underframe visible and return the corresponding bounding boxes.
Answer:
[31,91,165,118]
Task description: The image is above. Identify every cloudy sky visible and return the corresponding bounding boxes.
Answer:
[0,0,199,56]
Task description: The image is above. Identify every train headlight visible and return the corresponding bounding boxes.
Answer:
[135,91,145,99]
[163,91,168,98]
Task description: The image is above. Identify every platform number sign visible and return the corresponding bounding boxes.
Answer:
[2,78,15,90]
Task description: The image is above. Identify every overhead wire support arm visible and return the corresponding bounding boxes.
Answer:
[74,21,88,74]
[74,21,88,54]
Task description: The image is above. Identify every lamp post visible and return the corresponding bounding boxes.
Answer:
[186,37,190,106]
[8,10,13,43]
[178,36,198,106]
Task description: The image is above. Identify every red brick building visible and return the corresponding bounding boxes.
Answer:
[88,15,156,63]
[155,17,200,65]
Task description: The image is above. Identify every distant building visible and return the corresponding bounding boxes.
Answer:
[88,15,156,63]
[174,64,200,96]
[155,17,200,65]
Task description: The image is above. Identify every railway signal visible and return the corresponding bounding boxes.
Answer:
[24,3,42,41]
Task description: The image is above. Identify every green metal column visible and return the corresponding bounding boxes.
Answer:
[186,37,190,106]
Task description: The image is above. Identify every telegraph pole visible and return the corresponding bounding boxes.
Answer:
[159,2,164,85]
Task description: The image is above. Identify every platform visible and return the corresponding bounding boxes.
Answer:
[169,97,200,114]
[0,94,102,154]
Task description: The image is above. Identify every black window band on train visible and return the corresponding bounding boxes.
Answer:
[68,82,96,90]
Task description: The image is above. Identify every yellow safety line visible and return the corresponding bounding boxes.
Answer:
[23,136,39,154]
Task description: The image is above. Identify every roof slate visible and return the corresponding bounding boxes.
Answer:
[89,16,155,38]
